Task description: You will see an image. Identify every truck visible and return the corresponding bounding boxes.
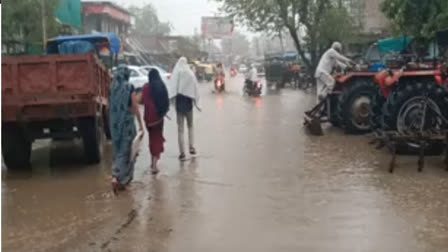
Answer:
[1,33,120,169]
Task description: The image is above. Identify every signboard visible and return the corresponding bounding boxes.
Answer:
[201,17,234,39]
[54,0,82,28]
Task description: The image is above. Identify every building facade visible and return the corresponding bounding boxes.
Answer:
[82,1,132,36]
[343,0,388,35]
[363,0,388,35]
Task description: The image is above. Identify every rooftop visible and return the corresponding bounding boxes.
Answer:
[82,1,131,16]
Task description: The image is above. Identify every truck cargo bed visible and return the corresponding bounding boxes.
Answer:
[2,53,110,122]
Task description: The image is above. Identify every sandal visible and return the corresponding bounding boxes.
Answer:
[151,157,160,174]
[151,166,159,175]
[111,177,125,195]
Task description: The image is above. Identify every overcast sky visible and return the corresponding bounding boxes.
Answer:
[111,0,222,36]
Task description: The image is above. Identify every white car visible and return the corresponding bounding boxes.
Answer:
[127,65,149,91]
[239,64,248,73]
[140,65,171,85]
[112,65,148,91]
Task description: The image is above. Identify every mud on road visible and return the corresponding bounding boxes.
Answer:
[2,76,448,252]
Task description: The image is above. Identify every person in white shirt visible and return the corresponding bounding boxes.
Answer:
[315,42,353,101]
[245,64,258,89]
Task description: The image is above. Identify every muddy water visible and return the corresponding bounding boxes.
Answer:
[2,76,447,252]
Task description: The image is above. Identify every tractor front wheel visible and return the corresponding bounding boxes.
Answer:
[337,79,378,134]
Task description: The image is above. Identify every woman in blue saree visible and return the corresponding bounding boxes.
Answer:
[109,65,144,192]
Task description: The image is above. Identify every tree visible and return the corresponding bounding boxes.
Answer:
[221,31,251,58]
[381,0,448,40]
[2,0,61,54]
[216,0,358,75]
[176,36,202,60]
[128,4,172,36]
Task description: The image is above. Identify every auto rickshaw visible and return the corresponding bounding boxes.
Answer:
[202,63,214,82]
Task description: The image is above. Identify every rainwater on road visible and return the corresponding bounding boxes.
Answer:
[2,75,448,252]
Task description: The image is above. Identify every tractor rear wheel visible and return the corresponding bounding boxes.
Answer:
[336,79,378,134]
[382,80,448,155]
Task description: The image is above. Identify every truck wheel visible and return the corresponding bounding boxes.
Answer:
[2,123,32,169]
[103,110,112,140]
[79,117,103,163]
[337,79,378,134]
[383,81,448,155]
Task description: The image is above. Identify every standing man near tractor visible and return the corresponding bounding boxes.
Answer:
[315,42,354,101]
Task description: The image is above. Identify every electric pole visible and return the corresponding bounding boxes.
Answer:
[41,0,48,50]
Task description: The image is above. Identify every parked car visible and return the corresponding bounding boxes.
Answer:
[112,65,148,91]
[140,65,171,85]
[239,64,248,73]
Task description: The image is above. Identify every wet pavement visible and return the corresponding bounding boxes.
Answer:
[2,75,448,252]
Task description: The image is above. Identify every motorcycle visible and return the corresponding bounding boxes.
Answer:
[243,79,262,96]
[214,75,226,92]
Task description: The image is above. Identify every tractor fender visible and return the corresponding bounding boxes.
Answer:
[334,72,376,84]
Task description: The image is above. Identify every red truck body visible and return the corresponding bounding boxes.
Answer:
[1,53,112,168]
[2,53,110,122]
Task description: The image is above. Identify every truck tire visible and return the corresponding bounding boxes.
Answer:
[337,79,378,134]
[2,123,32,169]
[79,117,103,164]
[103,110,112,140]
[383,81,448,155]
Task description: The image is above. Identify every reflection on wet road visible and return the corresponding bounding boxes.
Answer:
[2,75,448,252]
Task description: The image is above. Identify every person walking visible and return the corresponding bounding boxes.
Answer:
[169,57,200,161]
[109,65,144,192]
[142,69,169,174]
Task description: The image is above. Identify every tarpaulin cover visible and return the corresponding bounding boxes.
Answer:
[368,62,386,72]
[377,36,413,53]
[58,40,94,54]
[283,51,298,60]
[47,33,121,54]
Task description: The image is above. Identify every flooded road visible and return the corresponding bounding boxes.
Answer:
[2,75,448,252]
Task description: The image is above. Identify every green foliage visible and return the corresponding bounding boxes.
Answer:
[216,0,358,72]
[2,0,61,53]
[128,4,172,36]
[221,31,250,57]
[381,0,448,40]
[176,36,202,60]
[318,6,356,46]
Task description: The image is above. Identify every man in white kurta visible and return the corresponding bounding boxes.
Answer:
[314,42,353,101]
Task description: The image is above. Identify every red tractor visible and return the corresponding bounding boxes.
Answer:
[371,30,448,154]
[305,36,417,135]
[304,68,385,135]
